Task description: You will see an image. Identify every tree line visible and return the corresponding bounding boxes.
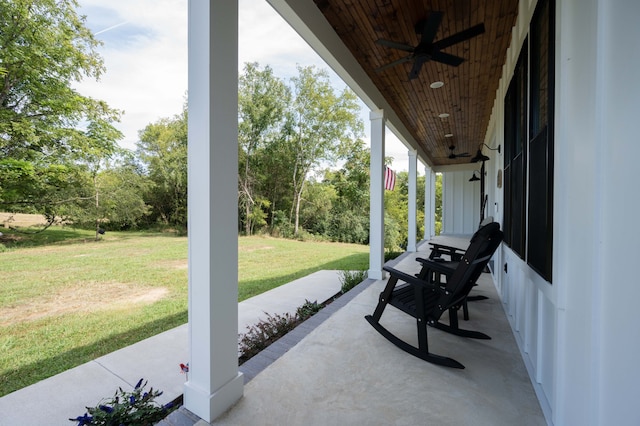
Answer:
[0,0,441,247]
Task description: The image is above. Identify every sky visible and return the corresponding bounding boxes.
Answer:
[75,0,415,173]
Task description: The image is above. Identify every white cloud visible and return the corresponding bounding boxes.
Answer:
[75,0,412,172]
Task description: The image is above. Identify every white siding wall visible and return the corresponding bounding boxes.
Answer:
[486,0,558,421]
[487,0,640,425]
[441,170,481,235]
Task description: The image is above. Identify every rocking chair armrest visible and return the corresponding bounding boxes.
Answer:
[429,242,465,253]
[415,257,456,275]
[382,266,439,291]
[428,243,466,260]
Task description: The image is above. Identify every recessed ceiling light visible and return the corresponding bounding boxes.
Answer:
[445,133,454,138]
[430,81,444,89]
[438,113,450,118]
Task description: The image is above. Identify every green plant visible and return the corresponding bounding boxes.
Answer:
[238,312,299,363]
[69,379,174,425]
[296,299,322,321]
[339,269,367,294]
[384,250,403,262]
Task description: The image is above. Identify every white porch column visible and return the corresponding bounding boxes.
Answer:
[407,149,417,252]
[423,166,434,240]
[369,109,385,280]
[184,0,243,422]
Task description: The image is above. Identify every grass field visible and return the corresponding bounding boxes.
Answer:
[0,226,369,397]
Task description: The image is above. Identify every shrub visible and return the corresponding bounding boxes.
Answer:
[238,312,299,363]
[238,299,325,363]
[339,270,367,294]
[69,379,174,426]
[296,299,322,321]
[384,250,403,262]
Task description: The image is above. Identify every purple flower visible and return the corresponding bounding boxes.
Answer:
[129,395,136,405]
[99,405,114,413]
[134,378,144,389]
[70,413,93,425]
[163,402,174,411]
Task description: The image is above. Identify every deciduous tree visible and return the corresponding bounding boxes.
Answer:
[137,106,188,227]
[286,65,364,235]
[238,63,289,235]
[0,0,122,215]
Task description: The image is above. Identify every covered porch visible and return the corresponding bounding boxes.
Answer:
[217,246,544,425]
[179,235,545,425]
[185,0,640,425]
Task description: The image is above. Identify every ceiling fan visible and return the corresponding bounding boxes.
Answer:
[445,145,470,159]
[375,12,485,80]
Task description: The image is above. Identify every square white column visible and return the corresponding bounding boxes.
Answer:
[368,109,385,280]
[423,166,434,239]
[407,149,417,252]
[184,0,243,421]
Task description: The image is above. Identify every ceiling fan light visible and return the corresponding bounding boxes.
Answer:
[445,133,453,138]
[430,81,444,89]
[438,113,450,118]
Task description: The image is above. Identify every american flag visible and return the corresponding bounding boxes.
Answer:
[384,166,396,191]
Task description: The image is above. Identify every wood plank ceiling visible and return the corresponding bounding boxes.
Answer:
[313,0,519,166]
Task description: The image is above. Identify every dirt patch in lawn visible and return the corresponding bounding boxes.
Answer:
[239,245,275,253]
[0,212,50,227]
[161,259,188,269]
[0,283,169,327]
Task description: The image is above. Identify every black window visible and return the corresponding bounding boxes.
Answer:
[504,45,528,259]
[527,0,554,281]
[503,0,554,282]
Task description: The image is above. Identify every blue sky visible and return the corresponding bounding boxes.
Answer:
[76,0,413,172]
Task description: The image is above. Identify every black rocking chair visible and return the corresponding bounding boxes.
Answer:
[365,224,503,369]
[417,222,501,320]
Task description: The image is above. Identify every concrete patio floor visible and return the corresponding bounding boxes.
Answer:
[207,236,546,425]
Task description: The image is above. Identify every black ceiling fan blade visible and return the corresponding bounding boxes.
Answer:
[431,51,464,66]
[433,23,486,50]
[376,55,413,72]
[375,39,414,53]
[419,11,443,44]
[408,56,428,80]
[449,153,471,159]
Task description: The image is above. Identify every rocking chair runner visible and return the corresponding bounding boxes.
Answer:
[365,224,503,369]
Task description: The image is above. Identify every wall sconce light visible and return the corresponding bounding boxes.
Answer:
[469,171,481,182]
[470,143,501,163]
[470,150,490,163]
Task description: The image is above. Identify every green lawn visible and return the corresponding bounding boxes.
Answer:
[0,228,369,396]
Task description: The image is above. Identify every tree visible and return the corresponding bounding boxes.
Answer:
[0,158,88,224]
[59,157,151,234]
[385,171,409,249]
[435,173,443,235]
[137,106,188,228]
[91,162,151,230]
[321,139,370,243]
[286,65,364,235]
[298,177,337,236]
[238,63,290,235]
[384,170,427,250]
[0,0,122,215]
